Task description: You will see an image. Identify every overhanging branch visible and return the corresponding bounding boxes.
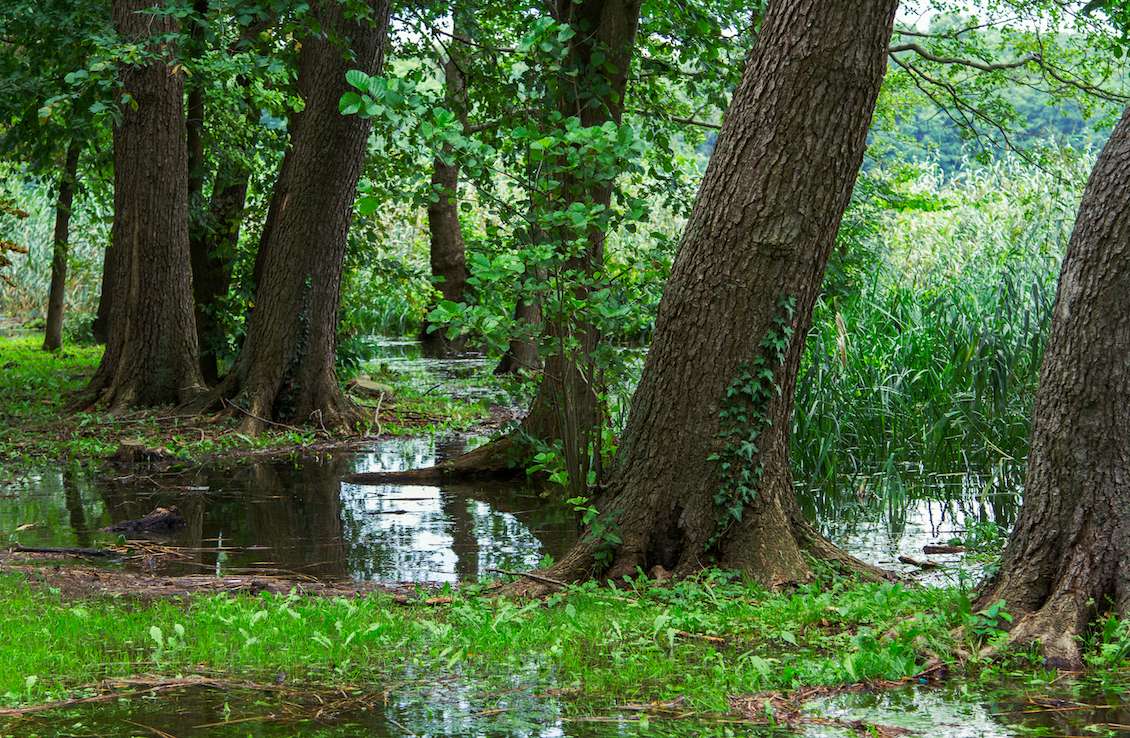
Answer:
[889,42,1036,72]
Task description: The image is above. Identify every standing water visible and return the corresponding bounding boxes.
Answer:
[0,341,1115,737]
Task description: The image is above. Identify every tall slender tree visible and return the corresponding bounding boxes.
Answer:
[420,13,473,344]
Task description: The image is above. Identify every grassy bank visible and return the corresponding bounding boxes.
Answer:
[0,569,991,717]
[0,335,492,474]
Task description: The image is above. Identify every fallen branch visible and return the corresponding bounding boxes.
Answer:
[898,555,942,569]
[12,542,121,557]
[486,567,567,588]
[222,397,306,434]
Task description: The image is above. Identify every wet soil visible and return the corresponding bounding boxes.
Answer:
[0,549,411,601]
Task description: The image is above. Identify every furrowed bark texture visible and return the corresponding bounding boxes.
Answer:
[973,106,1130,669]
[74,0,204,410]
[542,0,899,587]
[205,0,391,432]
[43,139,80,352]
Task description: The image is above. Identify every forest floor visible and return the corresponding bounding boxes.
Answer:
[0,334,496,470]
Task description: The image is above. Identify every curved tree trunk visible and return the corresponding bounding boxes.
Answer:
[197,0,392,433]
[187,16,267,384]
[972,105,1130,670]
[72,0,205,411]
[190,166,245,384]
[534,0,899,588]
[43,139,80,352]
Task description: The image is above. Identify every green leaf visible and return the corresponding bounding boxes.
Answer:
[339,91,362,115]
[345,69,370,91]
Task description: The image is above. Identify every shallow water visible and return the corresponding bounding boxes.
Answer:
[2,438,575,583]
[7,676,1130,737]
[0,340,1095,738]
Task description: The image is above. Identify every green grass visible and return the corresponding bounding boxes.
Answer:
[0,335,493,473]
[0,570,980,715]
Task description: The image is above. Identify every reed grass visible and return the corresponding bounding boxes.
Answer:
[0,165,109,329]
[793,151,1091,487]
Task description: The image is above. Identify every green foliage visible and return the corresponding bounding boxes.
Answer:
[878,4,1126,170]
[565,495,624,569]
[708,296,795,544]
[956,596,1014,651]
[0,567,966,713]
[1087,613,1130,669]
[949,519,1006,555]
[794,150,1089,484]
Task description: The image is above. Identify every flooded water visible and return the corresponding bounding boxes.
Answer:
[0,340,1111,738]
[2,437,575,583]
[7,674,1129,737]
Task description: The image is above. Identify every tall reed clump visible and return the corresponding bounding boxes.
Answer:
[0,166,109,334]
[794,149,1092,487]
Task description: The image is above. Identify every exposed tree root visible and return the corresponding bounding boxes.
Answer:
[974,590,1093,670]
[492,507,894,600]
[342,437,526,484]
[184,366,368,437]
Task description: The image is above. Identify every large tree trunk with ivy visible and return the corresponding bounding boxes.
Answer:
[972,106,1130,670]
[71,0,205,411]
[42,139,80,352]
[529,0,899,588]
[195,0,391,433]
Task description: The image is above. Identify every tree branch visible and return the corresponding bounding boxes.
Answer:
[889,42,1036,72]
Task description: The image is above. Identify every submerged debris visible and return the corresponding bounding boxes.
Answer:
[101,506,186,533]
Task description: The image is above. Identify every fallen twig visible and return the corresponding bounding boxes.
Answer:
[12,542,121,558]
[485,567,567,588]
[222,397,306,434]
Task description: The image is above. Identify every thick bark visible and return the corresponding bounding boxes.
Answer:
[72,0,205,411]
[190,167,246,384]
[534,0,899,588]
[494,281,544,375]
[972,106,1130,670]
[42,139,80,352]
[426,155,470,307]
[197,0,392,433]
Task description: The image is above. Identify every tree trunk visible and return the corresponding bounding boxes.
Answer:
[494,274,544,375]
[972,105,1130,670]
[198,0,392,433]
[536,0,899,588]
[42,139,80,352]
[511,0,642,489]
[72,0,204,411]
[190,167,245,384]
[421,29,472,344]
[187,15,268,384]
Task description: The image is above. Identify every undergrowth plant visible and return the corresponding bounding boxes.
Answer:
[794,150,1090,487]
[0,568,975,714]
